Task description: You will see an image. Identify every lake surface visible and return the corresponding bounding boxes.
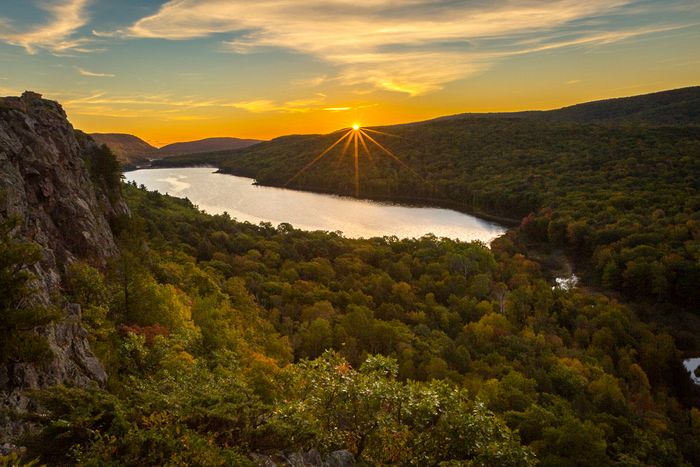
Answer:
[125,167,506,242]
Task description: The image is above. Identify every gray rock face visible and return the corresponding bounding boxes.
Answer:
[0,91,127,440]
[324,450,356,467]
[0,92,127,286]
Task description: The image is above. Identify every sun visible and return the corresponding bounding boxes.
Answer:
[285,124,425,198]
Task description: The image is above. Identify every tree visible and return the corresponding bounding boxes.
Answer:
[0,216,57,364]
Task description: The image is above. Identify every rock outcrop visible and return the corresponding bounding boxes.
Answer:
[0,91,127,439]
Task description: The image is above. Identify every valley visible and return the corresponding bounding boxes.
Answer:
[2,86,700,467]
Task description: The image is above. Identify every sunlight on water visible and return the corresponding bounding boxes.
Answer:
[125,168,507,242]
[156,175,191,193]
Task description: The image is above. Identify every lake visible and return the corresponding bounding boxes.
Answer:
[124,167,506,242]
[684,358,700,385]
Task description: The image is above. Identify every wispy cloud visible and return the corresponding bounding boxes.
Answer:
[62,91,347,116]
[77,67,114,78]
[0,0,93,54]
[291,75,328,88]
[223,99,279,113]
[109,0,694,96]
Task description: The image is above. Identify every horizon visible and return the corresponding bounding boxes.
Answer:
[10,84,699,148]
[1,1,699,146]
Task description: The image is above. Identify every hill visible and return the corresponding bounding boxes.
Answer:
[157,137,261,156]
[90,133,158,165]
[155,86,700,314]
[541,85,700,125]
[91,135,262,167]
[435,86,700,126]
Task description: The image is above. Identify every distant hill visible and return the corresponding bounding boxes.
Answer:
[157,137,261,156]
[91,134,262,166]
[156,86,700,173]
[90,133,158,165]
[541,86,700,124]
[168,85,700,312]
[436,86,700,126]
[152,86,700,220]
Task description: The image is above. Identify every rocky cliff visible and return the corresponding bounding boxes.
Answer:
[0,91,126,439]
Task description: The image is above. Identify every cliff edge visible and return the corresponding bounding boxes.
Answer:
[0,91,127,439]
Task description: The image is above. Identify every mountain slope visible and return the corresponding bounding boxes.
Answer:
[436,86,700,125]
[541,86,700,124]
[90,133,158,165]
[157,137,261,156]
[155,86,700,171]
[91,134,262,166]
[163,86,700,312]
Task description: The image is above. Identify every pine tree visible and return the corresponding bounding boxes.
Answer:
[0,216,57,364]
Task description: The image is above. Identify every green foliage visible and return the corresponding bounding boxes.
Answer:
[86,143,122,195]
[0,216,57,364]
[0,452,40,467]
[275,351,534,465]
[27,378,255,466]
[16,184,699,465]
[162,116,700,311]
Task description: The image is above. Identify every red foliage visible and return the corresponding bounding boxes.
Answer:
[119,323,170,345]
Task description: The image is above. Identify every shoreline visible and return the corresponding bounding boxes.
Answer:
[126,164,521,228]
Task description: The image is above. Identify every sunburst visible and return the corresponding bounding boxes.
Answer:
[285,123,425,197]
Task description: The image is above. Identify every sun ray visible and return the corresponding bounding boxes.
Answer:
[357,131,373,163]
[353,131,360,197]
[360,130,431,185]
[286,124,428,198]
[339,129,354,160]
[285,130,352,186]
[362,128,401,138]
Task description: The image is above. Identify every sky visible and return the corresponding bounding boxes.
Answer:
[0,0,698,146]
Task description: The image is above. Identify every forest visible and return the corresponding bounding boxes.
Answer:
[2,87,699,465]
[156,112,700,323]
[4,175,700,465]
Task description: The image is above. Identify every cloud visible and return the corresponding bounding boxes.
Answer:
[111,0,692,95]
[223,99,279,113]
[78,67,115,78]
[291,75,328,88]
[224,94,329,113]
[0,0,93,54]
[62,91,341,116]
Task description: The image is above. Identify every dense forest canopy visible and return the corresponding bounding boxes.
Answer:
[4,181,697,465]
[155,88,700,316]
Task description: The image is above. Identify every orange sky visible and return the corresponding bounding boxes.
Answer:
[1,0,698,146]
